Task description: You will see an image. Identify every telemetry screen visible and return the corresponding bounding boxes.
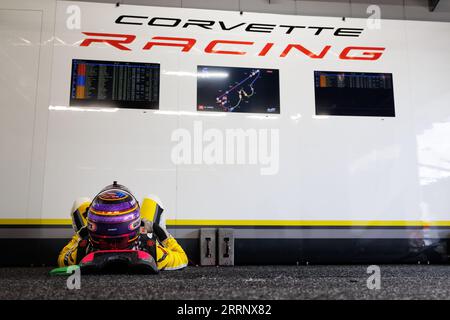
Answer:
[197,65,280,114]
[314,71,395,117]
[70,59,160,109]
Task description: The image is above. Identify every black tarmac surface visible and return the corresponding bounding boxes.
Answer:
[0,265,449,300]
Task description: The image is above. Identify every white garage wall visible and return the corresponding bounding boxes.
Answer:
[44,1,449,225]
[0,0,449,230]
[0,9,42,219]
[0,0,55,222]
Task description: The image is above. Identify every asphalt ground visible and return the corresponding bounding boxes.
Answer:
[0,265,449,300]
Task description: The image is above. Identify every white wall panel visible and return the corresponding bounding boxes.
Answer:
[407,20,450,221]
[172,12,421,221]
[43,3,181,218]
[0,0,449,230]
[39,1,447,224]
[0,0,57,221]
[0,9,42,219]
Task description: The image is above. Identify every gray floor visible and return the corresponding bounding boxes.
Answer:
[0,265,449,300]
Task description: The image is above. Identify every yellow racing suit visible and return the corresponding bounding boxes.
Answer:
[58,198,188,271]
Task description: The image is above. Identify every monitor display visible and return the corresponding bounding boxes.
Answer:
[70,59,160,109]
[197,65,280,114]
[314,71,395,117]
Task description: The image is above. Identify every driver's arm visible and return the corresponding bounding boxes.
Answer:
[143,221,188,270]
[57,198,91,267]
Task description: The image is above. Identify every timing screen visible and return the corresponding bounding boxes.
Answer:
[314,71,395,117]
[70,59,160,109]
[197,66,280,114]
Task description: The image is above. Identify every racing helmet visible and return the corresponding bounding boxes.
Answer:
[87,182,141,250]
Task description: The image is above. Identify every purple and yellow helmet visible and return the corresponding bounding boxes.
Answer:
[87,182,141,250]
